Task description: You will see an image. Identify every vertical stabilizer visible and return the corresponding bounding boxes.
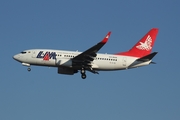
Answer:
[116,28,158,58]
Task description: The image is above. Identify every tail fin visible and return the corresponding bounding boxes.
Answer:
[116,28,158,58]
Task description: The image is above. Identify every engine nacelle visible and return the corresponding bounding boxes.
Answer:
[58,67,78,75]
[56,59,72,67]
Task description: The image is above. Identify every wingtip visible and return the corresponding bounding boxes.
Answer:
[101,31,111,43]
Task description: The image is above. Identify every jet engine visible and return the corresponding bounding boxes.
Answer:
[58,67,78,75]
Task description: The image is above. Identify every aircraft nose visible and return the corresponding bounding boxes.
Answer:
[13,54,20,61]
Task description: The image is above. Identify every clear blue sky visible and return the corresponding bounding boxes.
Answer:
[0,0,180,120]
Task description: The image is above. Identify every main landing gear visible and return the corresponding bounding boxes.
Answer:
[80,68,99,79]
[81,68,86,79]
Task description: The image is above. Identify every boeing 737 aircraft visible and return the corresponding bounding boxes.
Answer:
[13,28,158,79]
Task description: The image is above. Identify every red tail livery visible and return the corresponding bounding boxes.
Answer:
[116,28,158,58]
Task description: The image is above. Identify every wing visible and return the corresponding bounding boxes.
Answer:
[72,32,111,70]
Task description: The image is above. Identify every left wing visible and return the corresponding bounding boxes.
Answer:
[72,32,111,71]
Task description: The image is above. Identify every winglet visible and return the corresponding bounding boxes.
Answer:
[101,32,111,43]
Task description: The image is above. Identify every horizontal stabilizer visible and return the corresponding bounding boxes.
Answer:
[150,61,156,64]
[137,52,158,62]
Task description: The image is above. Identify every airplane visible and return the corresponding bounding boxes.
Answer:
[13,28,158,79]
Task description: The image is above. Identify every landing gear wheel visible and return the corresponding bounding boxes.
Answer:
[81,68,85,74]
[81,68,86,79]
[81,73,86,79]
[27,68,31,72]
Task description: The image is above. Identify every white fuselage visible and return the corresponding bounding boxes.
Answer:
[13,49,151,71]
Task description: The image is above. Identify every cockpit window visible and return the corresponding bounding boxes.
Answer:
[21,51,27,54]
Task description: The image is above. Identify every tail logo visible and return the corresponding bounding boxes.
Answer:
[136,35,152,51]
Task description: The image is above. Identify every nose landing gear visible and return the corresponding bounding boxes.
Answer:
[27,67,31,71]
